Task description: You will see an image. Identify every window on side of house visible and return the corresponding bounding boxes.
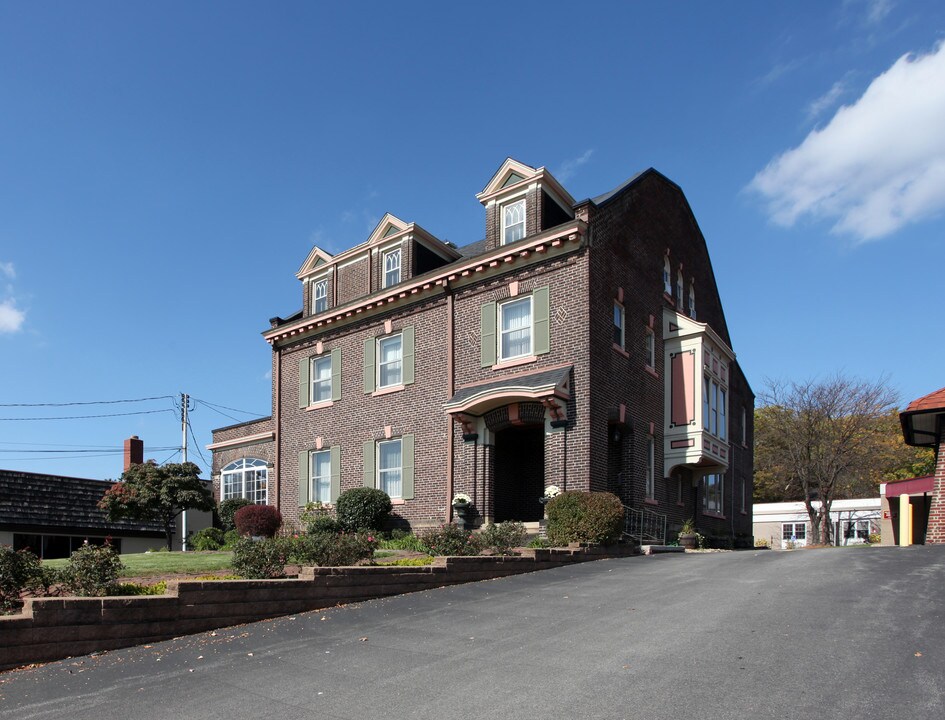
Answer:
[377,438,403,499]
[719,388,727,440]
[663,256,672,294]
[311,355,332,404]
[221,458,268,504]
[383,247,401,288]
[613,302,625,348]
[782,522,806,541]
[311,449,332,504]
[645,437,655,499]
[645,328,655,369]
[313,278,328,314]
[501,198,526,245]
[688,283,696,319]
[702,473,723,515]
[377,334,403,388]
[499,296,533,361]
[676,271,684,307]
[741,406,747,445]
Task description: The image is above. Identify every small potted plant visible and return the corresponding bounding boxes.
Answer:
[452,493,473,531]
[539,485,562,508]
[678,518,698,550]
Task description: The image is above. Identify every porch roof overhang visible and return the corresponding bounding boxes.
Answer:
[882,476,934,498]
[443,365,572,416]
[900,407,944,447]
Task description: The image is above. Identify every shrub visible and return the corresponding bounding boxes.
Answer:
[754,537,770,548]
[417,524,483,556]
[112,581,167,596]
[0,546,43,612]
[868,533,881,545]
[231,537,290,579]
[235,504,283,538]
[479,521,527,555]
[221,529,241,549]
[378,532,427,552]
[190,527,226,551]
[527,536,553,549]
[291,532,378,567]
[336,488,392,532]
[300,502,340,535]
[219,498,253,532]
[308,514,341,535]
[376,556,435,567]
[60,542,124,597]
[545,491,624,546]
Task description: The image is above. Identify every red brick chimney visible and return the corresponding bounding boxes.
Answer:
[123,436,144,471]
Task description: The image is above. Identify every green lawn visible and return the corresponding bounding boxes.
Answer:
[44,551,233,578]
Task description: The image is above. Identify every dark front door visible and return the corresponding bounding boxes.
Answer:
[493,425,544,522]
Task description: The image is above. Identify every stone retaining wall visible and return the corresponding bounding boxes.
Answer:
[0,545,637,671]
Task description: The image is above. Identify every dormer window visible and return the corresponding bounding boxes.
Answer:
[502,199,526,245]
[313,279,328,314]
[676,271,684,307]
[383,247,401,288]
[688,283,696,319]
[663,256,672,294]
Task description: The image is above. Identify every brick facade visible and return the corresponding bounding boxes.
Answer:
[211,160,754,542]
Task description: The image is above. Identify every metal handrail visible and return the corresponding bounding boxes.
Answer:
[623,504,667,545]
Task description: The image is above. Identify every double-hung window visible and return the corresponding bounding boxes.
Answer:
[703,473,723,515]
[613,303,625,348]
[782,522,806,542]
[501,199,526,245]
[377,439,402,498]
[383,248,401,288]
[645,329,655,369]
[645,437,655,500]
[311,356,332,403]
[310,450,332,504]
[703,376,727,440]
[499,296,532,361]
[377,334,403,388]
[313,279,328,314]
[663,257,672,294]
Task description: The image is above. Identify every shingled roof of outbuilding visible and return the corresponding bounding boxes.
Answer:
[906,386,945,412]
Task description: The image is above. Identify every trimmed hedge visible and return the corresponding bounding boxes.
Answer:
[546,491,624,545]
[234,504,283,538]
[219,498,253,532]
[335,488,392,532]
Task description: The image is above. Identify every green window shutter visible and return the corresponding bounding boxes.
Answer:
[533,286,550,355]
[362,440,376,487]
[402,326,415,385]
[298,450,310,506]
[480,301,497,367]
[363,338,376,394]
[401,433,414,500]
[299,357,310,408]
[331,347,342,401]
[330,445,341,503]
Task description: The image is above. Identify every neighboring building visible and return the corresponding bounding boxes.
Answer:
[209,159,754,542]
[753,499,881,549]
[879,476,934,546]
[0,436,212,557]
[895,385,945,546]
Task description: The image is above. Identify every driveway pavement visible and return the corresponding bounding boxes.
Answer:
[1,545,943,719]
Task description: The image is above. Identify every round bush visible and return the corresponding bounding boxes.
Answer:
[545,491,624,546]
[219,498,253,532]
[190,527,225,551]
[231,537,290,579]
[335,488,392,532]
[234,504,283,538]
[60,542,124,597]
[0,546,42,612]
[290,532,378,566]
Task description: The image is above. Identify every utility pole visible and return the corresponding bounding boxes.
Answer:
[181,392,189,552]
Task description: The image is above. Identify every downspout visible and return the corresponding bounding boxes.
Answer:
[273,345,281,511]
[445,285,455,523]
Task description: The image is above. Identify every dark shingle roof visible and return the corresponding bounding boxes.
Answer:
[457,238,488,258]
[0,469,165,535]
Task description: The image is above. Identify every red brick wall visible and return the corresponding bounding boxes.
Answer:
[930,440,945,544]
[210,418,276,503]
[337,256,370,306]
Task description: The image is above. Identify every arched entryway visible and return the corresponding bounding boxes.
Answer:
[493,424,545,522]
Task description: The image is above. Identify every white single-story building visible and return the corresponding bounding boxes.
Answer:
[753,498,881,549]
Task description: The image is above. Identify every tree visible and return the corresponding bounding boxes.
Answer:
[756,375,899,545]
[99,461,214,551]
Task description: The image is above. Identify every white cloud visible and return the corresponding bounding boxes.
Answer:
[555,149,594,182]
[749,41,945,241]
[807,80,847,122]
[0,299,25,333]
[0,262,14,280]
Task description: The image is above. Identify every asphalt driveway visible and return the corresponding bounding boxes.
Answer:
[1,545,943,719]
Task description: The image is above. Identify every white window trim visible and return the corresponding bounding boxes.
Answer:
[613,302,625,349]
[500,197,526,246]
[311,449,332,504]
[221,458,268,504]
[645,328,656,369]
[702,473,723,515]
[311,355,332,404]
[377,333,403,389]
[383,247,402,288]
[663,257,672,294]
[312,278,328,314]
[498,295,533,361]
[645,437,655,500]
[377,438,403,499]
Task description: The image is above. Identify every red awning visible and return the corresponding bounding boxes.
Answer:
[884,476,934,498]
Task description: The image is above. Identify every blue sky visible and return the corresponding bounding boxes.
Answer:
[2,0,944,480]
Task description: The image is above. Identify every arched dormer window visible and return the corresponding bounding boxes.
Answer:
[663,256,672,295]
[688,282,696,319]
[221,458,268,504]
[676,270,684,307]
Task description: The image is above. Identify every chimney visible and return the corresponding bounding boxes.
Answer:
[124,436,144,471]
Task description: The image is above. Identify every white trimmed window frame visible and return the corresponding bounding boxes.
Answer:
[310,449,332,504]
[782,522,806,543]
[645,327,656,369]
[645,437,655,500]
[377,438,403,499]
[311,355,332,404]
[383,247,401,288]
[663,256,672,294]
[377,333,403,388]
[221,458,268,504]
[498,295,533,361]
[613,302,625,348]
[703,473,723,515]
[312,278,328,314]
[703,375,728,440]
[501,197,526,245]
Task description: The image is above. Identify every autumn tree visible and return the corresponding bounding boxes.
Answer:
[99,461,214,551]
[756,375,899,545]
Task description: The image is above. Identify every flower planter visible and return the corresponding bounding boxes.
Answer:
[678,533,698,550]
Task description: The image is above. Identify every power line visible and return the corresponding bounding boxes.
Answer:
[186,419,210,469]
[0,409,177,421]
[0,395,175,408]
[0,447,179,454]
[0,452,128,461]
[193,398,268,418]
